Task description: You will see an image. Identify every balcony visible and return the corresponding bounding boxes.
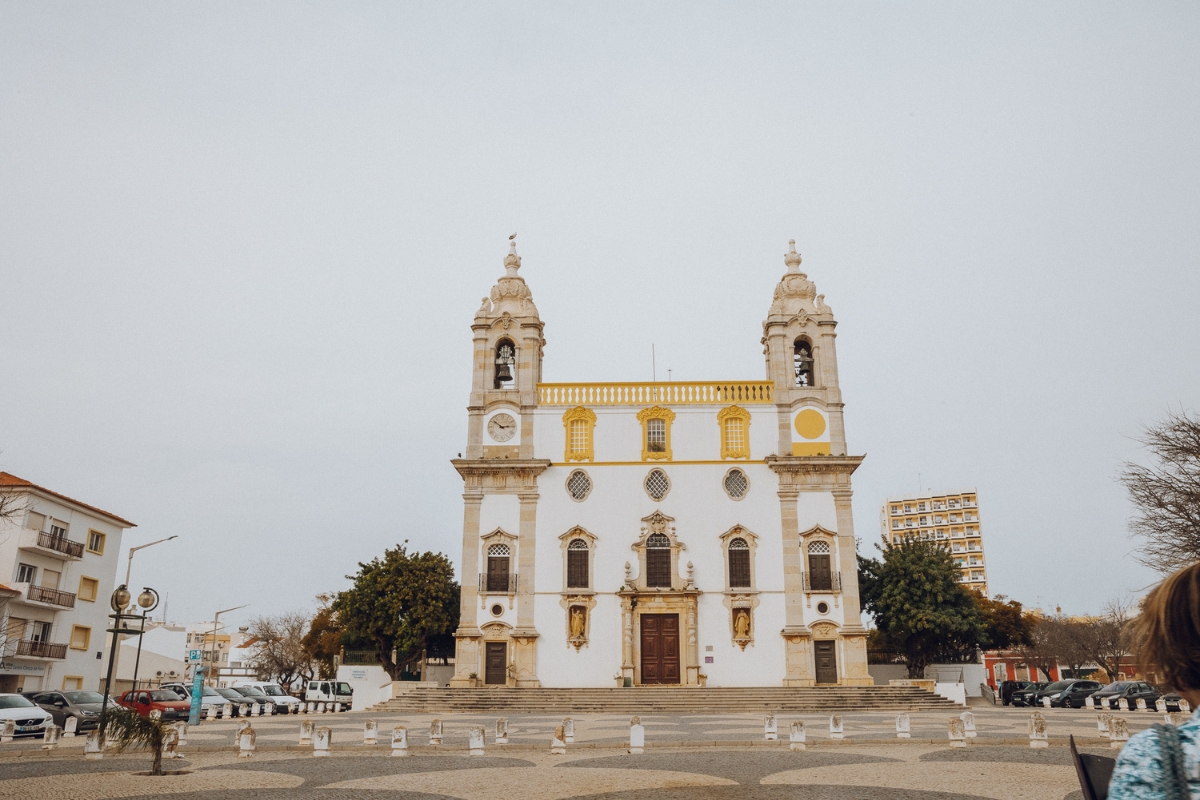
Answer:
[18,528,85,560]
[537,380,773,406]
[16,640,68,660]
[802,572,842,592]
[478,573,518,594]
[16,583,77,609]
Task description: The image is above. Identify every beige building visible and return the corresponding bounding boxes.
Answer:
[880,489,988,595]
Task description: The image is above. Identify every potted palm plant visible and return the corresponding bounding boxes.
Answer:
[102,707,172,776]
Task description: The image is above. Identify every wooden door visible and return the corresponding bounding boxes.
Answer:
[487,557,509,593]
[484,642,507,685]
[640,614,680,685]
[814,640,838,684]
[809,554,832,591]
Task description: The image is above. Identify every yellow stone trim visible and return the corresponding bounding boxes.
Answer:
[636,406,676,461]
[549,460,767,467]
[539,381,772,406]
[561,406,597,462]
[717,405,752,460]
[794,408,827,439]
[791,442,832,456]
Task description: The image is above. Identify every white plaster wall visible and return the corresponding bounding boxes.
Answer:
[474,494,522,630]
[696,592,787,686]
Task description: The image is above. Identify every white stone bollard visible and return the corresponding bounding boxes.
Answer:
[162,726,182,759]
[313,726,332,757]
[1097,712,1113,737]
[551,725,566,755]
[948,718,966,748]
[789,720,806,751]
[202,705,212,720]
[237,719,252,741]
[252,702,262,717]
[430,718,443,745]
[63,716,78,738]
[1103,696,1113,710]
[175,721,188,747]
[829,713,844,740]
[222,703,233,718]
[629,716,645,754]
[1118,698,1129,711]
[896,713,911,739]
[364,720,378,745]
[331,701,340,713]
[266,702,276,715]
[1108,717,1130,749]
[238,724,256,757]
[1086,695,1095,709]
[495,718,509,745]
[1136,698,1147,711]
[960,711,976,739]
[1156,697,1168,713]
[563,717,575,743]
[1028,711,1048,748]
[391,725,408,757]
[469,726,485,756]
[149,709,162,721]
[42,725,61,749]
[300,719,315,745]
[765,714,778,741]
[1041,696,1051,709]
[1,719,14,743]
[1181,699,1192,713]
[84,730,104,759]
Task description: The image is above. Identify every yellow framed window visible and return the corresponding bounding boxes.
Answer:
[636,406,675,461]
[69,625,91,650]
[717,405,751,459]
[78,576,99,602]
[87,530,105,555]
[62,676,84,691]
[561,407,597,462]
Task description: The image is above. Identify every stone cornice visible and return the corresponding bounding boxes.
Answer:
[451,458,552,492]
[765,455,864,490]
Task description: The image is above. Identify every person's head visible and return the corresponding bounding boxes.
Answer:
[1136,561,1200,692]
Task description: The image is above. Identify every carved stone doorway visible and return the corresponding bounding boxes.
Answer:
[640,614,680,685]
[484,642,507,685]
[814,639,838,685]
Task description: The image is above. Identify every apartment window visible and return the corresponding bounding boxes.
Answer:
[30,621,52,643]
[70,625,91,651]
[903,505,912,513]
[645,533,672,588]
[728,538,751,588]
[919,516,929,526]
[87,531,106,555]
[62,676,83,691]
[16,563,36,584]
[566,539,589,589]
[891,520,901,529]
[917,503,927,512]
[562,407,596,462]
[78,576,99,602]
[890,505,899,514]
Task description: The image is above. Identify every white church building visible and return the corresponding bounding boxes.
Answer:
[450,240,873,689]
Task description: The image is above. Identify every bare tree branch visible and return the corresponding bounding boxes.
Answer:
[1119,409,1200,572]
[243,611,313,688]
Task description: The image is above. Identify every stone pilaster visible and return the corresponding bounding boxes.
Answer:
[450,494,483,687]
[512,491,541,686]
[777,485,814,686]
[832,487,873,685]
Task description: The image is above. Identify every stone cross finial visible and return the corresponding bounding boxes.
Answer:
[784,239,802,273]
[504,236,521,276]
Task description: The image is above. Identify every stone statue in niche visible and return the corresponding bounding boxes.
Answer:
[569,606,586,640]
[733,608,751,648]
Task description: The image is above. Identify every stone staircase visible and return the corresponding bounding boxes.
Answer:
[371,686,960,714]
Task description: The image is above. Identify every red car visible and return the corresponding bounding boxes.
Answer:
[117,689,191,720]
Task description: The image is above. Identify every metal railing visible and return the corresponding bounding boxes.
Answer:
[17,640,68,659]
[27,584,77,608]
[37,531,85,559]
[342,650,381,666]
[478,573,518,593]
[802,572,842,592]
[537,381,773,406]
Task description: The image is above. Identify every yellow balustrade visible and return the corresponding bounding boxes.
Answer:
[537,381,773,406]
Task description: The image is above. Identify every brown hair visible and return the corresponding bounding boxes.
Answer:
[1136,561,1200,691]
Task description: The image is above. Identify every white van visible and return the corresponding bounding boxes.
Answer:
[304,680,353,711]
[229,681,302,713]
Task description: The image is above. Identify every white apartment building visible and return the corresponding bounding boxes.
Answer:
[879,488,988,595]
[0,472,135,693]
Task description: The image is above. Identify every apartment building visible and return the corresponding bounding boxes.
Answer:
[0,472,135,693]
[879,488,988,595]
[185,623,254,686]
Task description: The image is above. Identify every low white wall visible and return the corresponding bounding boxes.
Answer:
[934,682,967,706]
[337,665,393,711]
[926,664,987,697]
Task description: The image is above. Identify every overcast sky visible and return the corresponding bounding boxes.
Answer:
[2,3,1197,631]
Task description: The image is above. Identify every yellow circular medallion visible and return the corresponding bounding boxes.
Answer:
[794,409,826,440]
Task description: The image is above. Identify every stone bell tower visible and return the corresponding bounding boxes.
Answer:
[451,238,551,688]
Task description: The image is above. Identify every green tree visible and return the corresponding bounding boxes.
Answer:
[976,594,1035,651]
[859,538,985,678]
[301,595,344,680]
[332,544,460,680]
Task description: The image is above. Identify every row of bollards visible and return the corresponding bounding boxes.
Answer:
[1079,695,1192,713]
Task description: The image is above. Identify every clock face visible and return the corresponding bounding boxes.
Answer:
[488,413,517,442]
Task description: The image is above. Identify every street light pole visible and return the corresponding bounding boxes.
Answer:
[206,605,248,686]
[130,588,160,688]
[110,536,178,689]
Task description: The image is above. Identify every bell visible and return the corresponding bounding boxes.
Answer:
[495,363,513,383]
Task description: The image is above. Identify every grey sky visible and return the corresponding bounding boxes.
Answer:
[2,3,1197,630]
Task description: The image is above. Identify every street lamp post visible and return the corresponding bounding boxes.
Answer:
[98,584,154,737]
[130,588,161,688]
[188,604,246,726]
[109,536,178,687]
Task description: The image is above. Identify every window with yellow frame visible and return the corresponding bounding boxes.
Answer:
[636,406,676,461]
[69,625,91,651]
[562,406,597,461]
[717,405,751,460]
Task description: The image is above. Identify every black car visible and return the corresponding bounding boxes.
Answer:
[1042,679,1103,708]
[227,686,279,714]
[1090,681,1162,710]
[1011,682,1049,707]
[23,690,113,731]
[999,680,1034,706]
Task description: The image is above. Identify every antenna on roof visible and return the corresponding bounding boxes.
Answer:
[652,344,656,382]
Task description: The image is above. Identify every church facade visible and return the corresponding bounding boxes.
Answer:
[450,240,873,688]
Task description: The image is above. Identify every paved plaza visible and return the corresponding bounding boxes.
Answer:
[0,705,1152,799]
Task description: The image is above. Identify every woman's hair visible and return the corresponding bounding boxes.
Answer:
[1136,561,1200,691]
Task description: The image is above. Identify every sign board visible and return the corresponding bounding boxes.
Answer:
[0,662,46,677]
[188,650,202,664]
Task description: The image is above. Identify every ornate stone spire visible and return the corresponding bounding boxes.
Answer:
[768,239,830,318]
[784,239,803,274]
[504,235,521,277]
[476,235,538,320]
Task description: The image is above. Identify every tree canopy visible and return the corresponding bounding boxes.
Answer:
[331,544,459,680]
[859,538,986,678]
[1120,408,1200,572]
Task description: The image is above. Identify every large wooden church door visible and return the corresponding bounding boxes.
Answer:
[640,614,680,684]
[484,642,507,685]
[814,640,838,684]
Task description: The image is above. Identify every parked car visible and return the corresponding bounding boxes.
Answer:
[999,680,1034,706]
[214,687,255,716]
[0,694,52,737]
[1039,679,1103,708]
[1010,682,1049,707]
[117,689,191,720]
[227,686,279,714]
[304,680,353,711]
[160,683,233,713]
[230,681,301,713]
[1090,681,1163,710]
[24,690,113,730]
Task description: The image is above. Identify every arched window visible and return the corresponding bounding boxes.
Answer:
[645,533,672,588]
[562,407,597,462]
[494,339,516,389]
[728,537,751,588]
[567,539,589,589]
[794,340,815,387]
[806,540,833,591]
[486,543,511,592]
